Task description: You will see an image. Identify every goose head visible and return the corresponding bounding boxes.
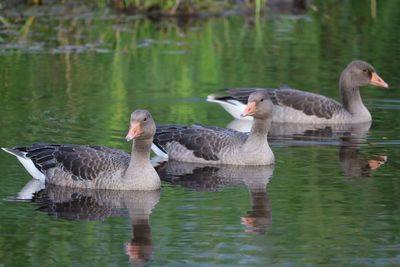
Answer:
[241,90,273,119]
[341,60,388,89]
[126,110,156,141]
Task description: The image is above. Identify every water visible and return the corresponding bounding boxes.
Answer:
[1,1,400,266]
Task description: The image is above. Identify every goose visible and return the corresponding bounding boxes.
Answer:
[152,91,274,165]
[207,60,388,124]
[2,110,161,190]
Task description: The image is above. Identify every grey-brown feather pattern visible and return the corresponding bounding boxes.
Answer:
[227,88,342,119]
[4,109,161,190]
[20,144,130,181]
[154,125,248,161]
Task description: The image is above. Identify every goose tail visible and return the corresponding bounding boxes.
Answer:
[2,147,46,182]
[151,144,168,159]
[207,94,250,120]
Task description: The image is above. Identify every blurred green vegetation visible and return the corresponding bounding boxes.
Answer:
[0,0,398,139]
[4,0,270,16]
[100,0,231,14]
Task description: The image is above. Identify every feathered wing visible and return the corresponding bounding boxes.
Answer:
[153,125,247,161]
[227,87,343,119]
[14,144,130,181]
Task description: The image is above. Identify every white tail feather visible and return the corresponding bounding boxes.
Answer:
[207,96,251,120]
[151,144,168,159]
[2,148,46,182]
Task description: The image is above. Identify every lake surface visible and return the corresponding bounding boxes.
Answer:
[1,1,400,266]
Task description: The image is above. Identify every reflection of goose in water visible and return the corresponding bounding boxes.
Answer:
[226,119,372,141]
[28,185,160,263]
[226,120,386,177]
[241,187,271,234]
[155,161,273,234]
[339,135,387,177]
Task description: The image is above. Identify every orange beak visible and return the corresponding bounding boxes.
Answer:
[370,72,389,88]
[125,243,141,261]
[368,155,387,170]
[241,216,256,227]
[241,101,256,117]
[126,121,142,141]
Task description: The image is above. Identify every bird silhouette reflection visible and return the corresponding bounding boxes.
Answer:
[156,160,274,234]
[227,120,386,177]
[30,185,160,264]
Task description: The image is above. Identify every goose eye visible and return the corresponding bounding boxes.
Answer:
[260,98,264,102]
[363,69,368,73]
[143,117,147,122]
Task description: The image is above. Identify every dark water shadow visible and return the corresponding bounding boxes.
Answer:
[14,185,160,265]
[226,120,387,177]
[339,134,387,178]
[227,120,372,144]
[155,161,274,234]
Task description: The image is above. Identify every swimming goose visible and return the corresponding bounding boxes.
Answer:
[2,110,161,190]
[207,60,388,123]
[152,91,274,165]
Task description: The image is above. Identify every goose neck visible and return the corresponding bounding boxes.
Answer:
[130,138,153,162]
[250,117,270,137]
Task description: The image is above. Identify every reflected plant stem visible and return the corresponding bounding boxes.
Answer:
[371,0,376,19]
[223,18,231,47]
[0,16,10,27]
[110,29,128,124]
[64,53,72,95]
[18,16,36,42]
[255,0,263,20]
[170,0,181,15]
[255,15,263,48]
[57,19,72,95]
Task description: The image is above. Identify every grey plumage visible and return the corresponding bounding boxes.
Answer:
[209,60,388,123]
[152,91,275,165]
[227,87,342,119]
[9,144,130,181]
[3,110,161,190]
[154,125,248,161]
